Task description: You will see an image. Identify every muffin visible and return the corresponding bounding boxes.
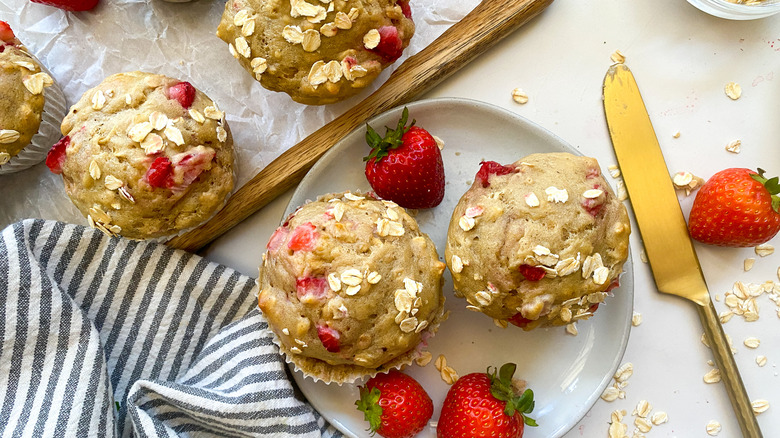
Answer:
[258,191,446,383]
[0,21,67,174]
[217,0,415,105]
[48,71,235,240]
[445,153,631,330]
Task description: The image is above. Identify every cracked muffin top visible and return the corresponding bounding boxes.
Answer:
[217,0,414,105]
[50,71,235,240]
[445,153,631,331]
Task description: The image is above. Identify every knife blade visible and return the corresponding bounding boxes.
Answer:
[602,63,763,438]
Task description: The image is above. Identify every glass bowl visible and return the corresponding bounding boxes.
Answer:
[687,0,780,19]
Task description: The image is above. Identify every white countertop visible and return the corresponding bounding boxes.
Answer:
[2,0,779,436]
[205,0,780,436]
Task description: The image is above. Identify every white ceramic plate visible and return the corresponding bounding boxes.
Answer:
[285,98,634,438]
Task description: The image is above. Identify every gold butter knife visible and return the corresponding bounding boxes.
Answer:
[602,62,763,438]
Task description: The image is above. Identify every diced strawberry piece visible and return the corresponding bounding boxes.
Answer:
[45,136,70,174]
[370,26,404,63]
[266,227,289,251]
[398,0,412,18]
[582,199,603,217]
[508,312,533,328]
[169,147,216,189]
[317,324,341,353]
[296,277,329,303]
[518,264,546,281]
[166,82,196,109]
[0,21,15,43]
[475,161,516,188]
[586,167,601,179]
[605,278,620,292]
[588,303,600,314]
[288,222,319,251]
[145,157,173,188]
[30,0,99,11]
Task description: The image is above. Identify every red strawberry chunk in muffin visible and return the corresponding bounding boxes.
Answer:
[0,21,16,43]
[145,157,173,188]
[266,227,289,251]
[45,136,70,174]
[296,277,330,304]
[288,222,319,251]
[370,26,404,62]
[508,312,532,328]
[475,161,517,188]
[170,146,216,190]
[316,324,341,353]
[166,82,196,109]
[586,167,601,179]
[518,264,546,281]
[398,0,412,18]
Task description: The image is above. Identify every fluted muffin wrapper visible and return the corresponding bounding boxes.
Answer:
[0,64,67,175]
[267,296,448,386]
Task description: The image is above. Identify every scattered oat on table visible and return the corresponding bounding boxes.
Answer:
[724,81,742,100]
[672,131,681,138]
[610,49,626,64]
[755,244,774,257]
[706,420,722,436]
[632,311,642,326]
[744,258,755,271]
[756,355,768,367]
[672,171,705,196]
[744,337,760,349]
[511,88,528,104]
[752,399,769,414]
[725,139,742,154]
[703,368,722,384]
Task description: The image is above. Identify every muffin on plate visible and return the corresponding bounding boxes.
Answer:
[216,0,415,105]
[445,153,631,331]
[47,71,235,240]
[0,21,67,174]
[258,191,446,384]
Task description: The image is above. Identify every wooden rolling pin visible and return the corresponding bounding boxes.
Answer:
[167,0,554,252]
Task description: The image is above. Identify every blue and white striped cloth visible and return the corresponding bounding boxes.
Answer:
[0,220,342,437]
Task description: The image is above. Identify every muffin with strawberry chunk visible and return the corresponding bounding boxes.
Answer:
[0,21,67,174]
[258,191,446,384]
[445,153,630,331]
[217,0,414,105]
[48,71,235,240]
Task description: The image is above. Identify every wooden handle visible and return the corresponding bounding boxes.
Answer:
[696,300,763,438]
[167,0,554,252]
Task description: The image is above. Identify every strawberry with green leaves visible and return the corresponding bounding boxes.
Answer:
[437,363,537,438]
[356,369,433,438]
[688,168,780,247]
[364,107,445,209]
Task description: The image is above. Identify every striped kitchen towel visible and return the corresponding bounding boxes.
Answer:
[0,219,342,438]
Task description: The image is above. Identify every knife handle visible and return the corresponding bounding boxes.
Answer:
[165,0,554,252]
[696,299,763,438]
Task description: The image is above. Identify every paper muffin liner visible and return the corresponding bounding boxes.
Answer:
[0,63,67,175]
[268,295,449,386]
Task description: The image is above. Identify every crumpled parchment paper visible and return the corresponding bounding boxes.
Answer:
[0,0,477,228]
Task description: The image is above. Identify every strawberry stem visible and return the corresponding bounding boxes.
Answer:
[356,386,383,434]
[751,168,780,213]
[487,363,538,427]
[364,107,415,162]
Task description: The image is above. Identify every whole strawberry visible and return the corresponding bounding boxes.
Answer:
[31,0,99,11]
[688,168,780,247]
[437,363,537,438]
[364,107,445,209]
[356,369,433,438]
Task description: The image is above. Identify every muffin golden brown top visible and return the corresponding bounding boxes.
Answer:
[0,40,50,163]
[55,71,234,240]
[445,153,631,330]
[258,192,445,383]
[217,0,414,105]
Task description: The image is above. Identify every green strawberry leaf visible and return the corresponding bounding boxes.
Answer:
[751,168,780,213]
[355,386,383,433]
[363,107,414,163]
